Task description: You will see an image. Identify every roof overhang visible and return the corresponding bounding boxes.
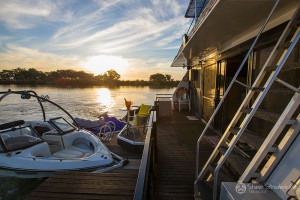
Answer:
[171,52,188,68]
[174,0,299,63]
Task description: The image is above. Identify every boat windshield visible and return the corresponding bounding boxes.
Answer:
[0,127,43,152]
[50,117,76,135]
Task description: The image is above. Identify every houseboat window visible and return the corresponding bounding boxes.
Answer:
[217,61,226,99]
[203,64,216,121]
[1,127,42,152]
[50,117,76,134]
[191,69,200,88]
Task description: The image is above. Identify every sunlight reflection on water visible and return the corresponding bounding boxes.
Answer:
[0,85,175,123]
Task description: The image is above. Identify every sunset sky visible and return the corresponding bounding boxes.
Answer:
[0,0,190,80]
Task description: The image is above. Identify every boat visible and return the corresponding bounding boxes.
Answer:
[0,89,126,178]
[117,104,152,151]
[74,116,126,140]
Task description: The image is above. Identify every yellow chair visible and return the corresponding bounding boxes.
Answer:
[132,104,152,134]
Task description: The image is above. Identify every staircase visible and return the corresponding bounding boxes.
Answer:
[194,2,300,200]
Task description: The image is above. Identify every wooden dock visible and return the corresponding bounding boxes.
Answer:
[154,112,214,199]
[29,171,138,200]
[28,111,215,199]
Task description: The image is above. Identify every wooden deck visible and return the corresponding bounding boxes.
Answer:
[28,111,215,199]
[29,171,139,200]
[155,111,214,199]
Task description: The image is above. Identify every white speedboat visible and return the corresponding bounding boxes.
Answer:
[0,90,125,178]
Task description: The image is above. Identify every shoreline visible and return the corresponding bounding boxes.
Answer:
[0,81,178,89]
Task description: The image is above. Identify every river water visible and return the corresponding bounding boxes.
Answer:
[0,85,175,123]
[0,85,175,199]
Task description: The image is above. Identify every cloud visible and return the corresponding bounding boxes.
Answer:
[0,44,81,71]
[50,0,188,55]
[0,0,73,29]
[51,0,121,40]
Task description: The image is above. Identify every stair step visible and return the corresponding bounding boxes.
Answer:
[241,108,279,123]
[268,88,295,94]
[248,87,294,94]
[241,108,296,124]
[265,62,300,71]
[219,145,250,176]
[230,128,264,150]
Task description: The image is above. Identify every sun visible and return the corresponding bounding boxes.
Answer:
[83,55,129,75]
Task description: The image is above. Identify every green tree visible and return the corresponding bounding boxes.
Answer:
[13,68,27,80]
[149,73,176,88]
[165,74,171,81]
[26,68,46,81]
[105,69,121,81]
[149,73,167,83]
[0,70,14,80]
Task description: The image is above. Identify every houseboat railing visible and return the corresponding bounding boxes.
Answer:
[188,0,219,37]
[133,110,157,200]
[155,93,173,101]
[194,0,281,196]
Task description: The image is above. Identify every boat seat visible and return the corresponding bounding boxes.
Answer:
[52,147,84,158]
[5,135,42,151]
[70,138,94,156]
[42,134,64,154]
[69,145,93,157]
[52,138,94,158]
[28,142,52,158]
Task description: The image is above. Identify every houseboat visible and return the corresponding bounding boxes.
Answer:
[171,0,300,199]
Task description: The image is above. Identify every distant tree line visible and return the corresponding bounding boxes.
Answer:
[0,68,179,88]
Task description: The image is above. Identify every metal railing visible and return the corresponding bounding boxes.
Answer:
[155,93,173,101]
[133,110,157,200]
[188,0,219,37]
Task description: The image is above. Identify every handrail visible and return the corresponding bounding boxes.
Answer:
[155,93,172,101]
[194,0,281,192]
[188,0,219,37]
[134,110,156,200]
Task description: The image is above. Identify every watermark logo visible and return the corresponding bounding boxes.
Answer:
[235,183,247,194]
[235,183,293,195]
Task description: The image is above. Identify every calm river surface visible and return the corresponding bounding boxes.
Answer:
[0,85,175,199]
[0,85,175,123]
